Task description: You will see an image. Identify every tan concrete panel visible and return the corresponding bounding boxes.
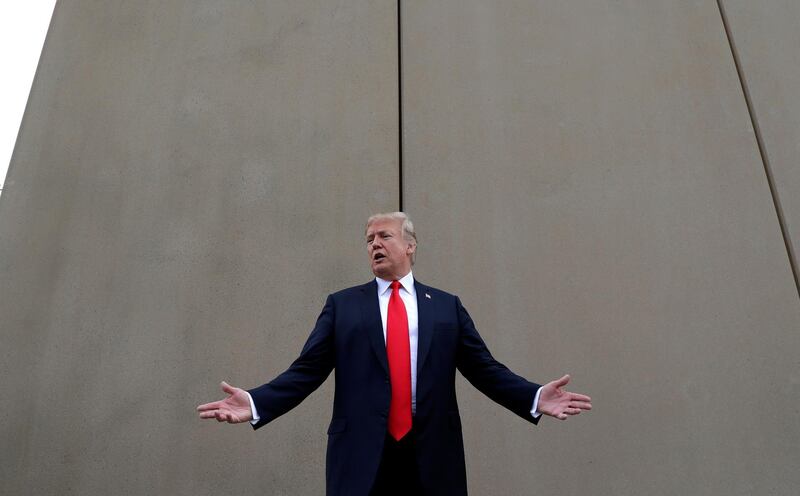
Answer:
[0,1,397,494]
[722,0,800,288]
[402,2,800,495]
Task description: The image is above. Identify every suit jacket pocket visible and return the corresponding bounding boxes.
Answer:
[327,418,347,435]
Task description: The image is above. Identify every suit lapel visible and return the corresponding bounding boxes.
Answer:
[360,280,389,376]
[415,280,434,378]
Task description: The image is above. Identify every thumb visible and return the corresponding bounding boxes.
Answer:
[220,381,237,395]
[553,374,571,388]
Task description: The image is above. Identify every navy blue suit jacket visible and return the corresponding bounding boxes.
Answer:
[249,280,541,495]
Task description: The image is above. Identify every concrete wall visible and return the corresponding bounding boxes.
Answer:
[722,0,800,288]
[0,1,398,494]
[1,1,798,495]
[401,1,799,495]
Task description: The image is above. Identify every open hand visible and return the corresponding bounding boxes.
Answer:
[537,374,592,420]
[197,381,253,424]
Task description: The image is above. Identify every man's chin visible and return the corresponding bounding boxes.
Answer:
[371,264,390,279]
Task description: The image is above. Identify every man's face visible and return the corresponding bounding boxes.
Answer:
[366,218,415,280]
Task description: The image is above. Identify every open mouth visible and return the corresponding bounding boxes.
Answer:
[373,253,386,262]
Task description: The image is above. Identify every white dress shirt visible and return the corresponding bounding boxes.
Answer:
[248,270,540,423]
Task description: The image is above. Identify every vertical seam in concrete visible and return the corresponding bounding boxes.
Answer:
[717,0,800,299]
[397,0,404,211]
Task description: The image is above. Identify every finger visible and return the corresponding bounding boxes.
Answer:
[199,410,219,419]
[569,401,592,410]
[556,412,568,420]
[564,408,582,416]
[567,392,591,403]
[197,401,223,411]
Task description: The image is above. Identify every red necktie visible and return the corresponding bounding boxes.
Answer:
[387,280,412,440]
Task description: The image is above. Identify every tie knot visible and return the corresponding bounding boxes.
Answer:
[391,280,401,291]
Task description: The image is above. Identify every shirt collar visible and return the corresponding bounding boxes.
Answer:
[376,270,415,296]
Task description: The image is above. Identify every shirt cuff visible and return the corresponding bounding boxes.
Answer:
[247,391,260,425]
[530,387,542,419]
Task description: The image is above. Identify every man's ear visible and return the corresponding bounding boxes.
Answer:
[406,242,416,256]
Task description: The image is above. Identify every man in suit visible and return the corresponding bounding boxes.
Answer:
[198,212,592,495]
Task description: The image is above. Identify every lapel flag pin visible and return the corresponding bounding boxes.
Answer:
[425,293,431,299]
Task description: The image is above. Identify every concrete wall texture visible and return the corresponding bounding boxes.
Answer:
[1,1,797,495]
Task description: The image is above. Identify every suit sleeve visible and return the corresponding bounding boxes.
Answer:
[454,296,541,425]
[248,295,336,429]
